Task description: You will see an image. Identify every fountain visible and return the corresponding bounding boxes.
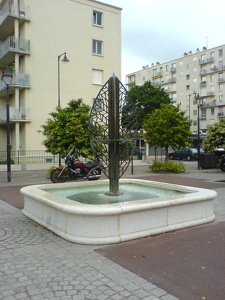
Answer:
[21,75,217,245]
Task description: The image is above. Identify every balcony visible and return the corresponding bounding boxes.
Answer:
[0,1,30,39]
[0,72,30,96]
[152,72,163,79]
[170,67,176,74]
[200,114,206,120]
[0,106,30,124]
[200,81,206,87]
[0,37,30,67]
[199,57,214,65]
[218,77,225,83]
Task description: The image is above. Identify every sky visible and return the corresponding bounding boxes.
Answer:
[102,0,225,83]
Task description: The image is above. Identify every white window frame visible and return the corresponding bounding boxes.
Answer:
[92,39,103,55]
[93,11,103,26]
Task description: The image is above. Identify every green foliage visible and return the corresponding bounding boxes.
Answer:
[203,118,225,152]
[149,161,187,173]
[127,81,171,129]
[40,99,93,158]
[143,103,192,161]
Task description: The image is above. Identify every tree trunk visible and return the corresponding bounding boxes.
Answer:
[164,146,169,162]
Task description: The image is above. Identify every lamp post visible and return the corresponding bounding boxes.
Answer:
[188,92,197,121]
[57,52,69,166]
[1,68,13,182]
[194,93,203,170]
[58,52,69,107]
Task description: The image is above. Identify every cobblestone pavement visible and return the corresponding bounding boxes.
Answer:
[0,161,224,300]
[0,201,178,300]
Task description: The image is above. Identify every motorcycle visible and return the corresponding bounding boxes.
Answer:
[50,148,105,183]
[220,156,225,172]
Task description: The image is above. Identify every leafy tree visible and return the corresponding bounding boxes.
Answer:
[126,81,171,129]
[40,99,93,158]
[143,104,192,162]
[202,118,225,152]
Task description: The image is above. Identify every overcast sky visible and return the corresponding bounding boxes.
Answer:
[102,0,225,82]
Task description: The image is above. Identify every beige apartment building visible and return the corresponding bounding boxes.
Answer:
[0,0,121,152]
[126,45,225,136]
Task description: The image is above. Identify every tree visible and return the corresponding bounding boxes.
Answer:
[203,118,225,152]
[40,99,93,158]
[143,104,192,162]
[127,81,171,129]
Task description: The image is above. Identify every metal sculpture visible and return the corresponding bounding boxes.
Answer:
[89,75,138,195]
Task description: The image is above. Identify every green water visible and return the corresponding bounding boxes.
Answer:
[43,183,187,205]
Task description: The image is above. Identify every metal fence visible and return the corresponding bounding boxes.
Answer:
[0,150,59,164]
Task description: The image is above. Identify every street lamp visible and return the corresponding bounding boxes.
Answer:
[57,52,69,166]
[1,67,13,182]
[58,52,69,107]
[188,92,197,121]
[194,93,203,170]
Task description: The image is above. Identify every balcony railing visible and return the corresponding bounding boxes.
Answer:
[218,78,225,83]
[0,0,30,27]
[0,72,30,91]
[199,57,214,65]
[0,36,30,60]
[0,106,30,123]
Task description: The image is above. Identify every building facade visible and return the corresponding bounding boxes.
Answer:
[0,0,121,152]
[126,45,225,135]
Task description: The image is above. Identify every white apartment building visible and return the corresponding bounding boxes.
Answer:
[0,0,121,152]
[126,45,225,136]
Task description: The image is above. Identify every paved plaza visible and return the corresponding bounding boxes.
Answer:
[0,161,225,300]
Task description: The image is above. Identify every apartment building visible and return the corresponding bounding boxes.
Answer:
[126,45,225,135]
[0,0,121,151]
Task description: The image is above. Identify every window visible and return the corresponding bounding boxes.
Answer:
[219,95,224,102]
[193,110,197,115]
[193,67,197,73]
[211,108,214,115]
[210,74,214,82]
[186,74,190,80]
[92,40,103,55]
[210,52,214,59]
[179,61,183,66]
[166,65,169,71]
[186,64,190,69]
[193,78,197,84]
[93,11,102,26]
[193,57,197,62]
[219,49,223,57]
[219,84,223,92]
[186,85,190,90]
[92,69,103,84]
[218,72,223,79]
[193,120,197,126]
[219,61,223,69]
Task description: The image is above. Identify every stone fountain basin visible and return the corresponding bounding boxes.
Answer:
[21,179,217,245]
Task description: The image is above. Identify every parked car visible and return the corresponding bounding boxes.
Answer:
[169,148,200,161]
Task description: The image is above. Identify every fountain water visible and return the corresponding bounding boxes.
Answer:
[21,76,217,245]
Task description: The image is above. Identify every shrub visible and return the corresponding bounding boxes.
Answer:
[149,161,186,173]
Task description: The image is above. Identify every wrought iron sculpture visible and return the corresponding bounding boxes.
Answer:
[89,75,138,195]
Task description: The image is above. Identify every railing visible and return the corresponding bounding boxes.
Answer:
[199,57,214,64]
[0,36,30,59]
[0,0,30,26]
[0,72,30,91]
[0,150,59,165]
[0,107,30,123]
